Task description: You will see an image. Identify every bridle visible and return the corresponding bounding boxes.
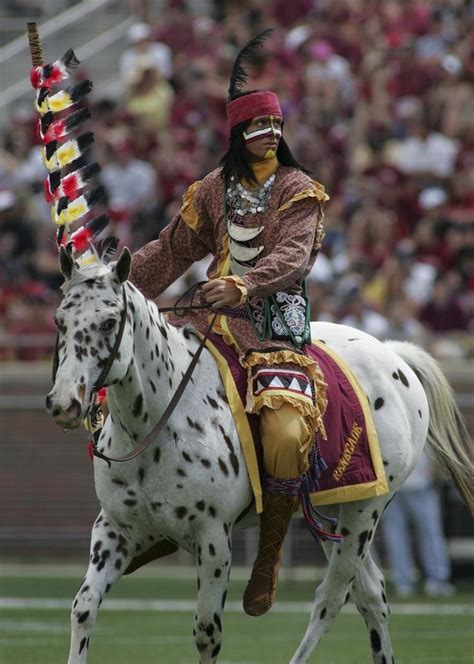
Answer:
[52,284,128,393]
[52,282,217,465]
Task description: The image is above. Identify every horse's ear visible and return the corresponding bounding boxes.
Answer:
[113,247,132,283]
[59,244,74,279]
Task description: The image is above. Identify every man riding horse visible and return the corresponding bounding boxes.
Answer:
[31,22,472,663]
[130,31,329,617]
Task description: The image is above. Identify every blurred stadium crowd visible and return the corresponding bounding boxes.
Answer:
[1,0,473,360]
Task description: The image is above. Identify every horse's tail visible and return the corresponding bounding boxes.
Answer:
[385,340,473,513]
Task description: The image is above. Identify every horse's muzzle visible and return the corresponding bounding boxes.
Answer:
[45,392,83,428]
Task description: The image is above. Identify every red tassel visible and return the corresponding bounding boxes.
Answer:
[61,172,80,200]
[87,439,94,461]
[45,64,65,87]
[30,68,42,89]
[70,226,92,253]
[97,388,107,404]
[44,118,66,143]
[31,50,81,89]
[31,65,61,89]
[32,63,65,89]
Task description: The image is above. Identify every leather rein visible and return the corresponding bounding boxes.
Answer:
[52,282,217,465]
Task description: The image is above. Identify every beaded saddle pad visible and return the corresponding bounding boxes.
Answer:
[201,333,388,512]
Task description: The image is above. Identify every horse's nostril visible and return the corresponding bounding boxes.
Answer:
[45,394,53,410]
[67,398,82,418]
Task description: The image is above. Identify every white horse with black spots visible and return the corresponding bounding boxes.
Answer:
[46,246,472,663]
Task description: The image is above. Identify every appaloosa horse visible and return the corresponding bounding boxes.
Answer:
[46,246,472,663]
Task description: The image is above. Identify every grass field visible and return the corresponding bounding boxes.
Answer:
[1,563,473,663]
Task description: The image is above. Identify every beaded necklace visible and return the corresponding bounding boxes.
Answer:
[226,172,275,217]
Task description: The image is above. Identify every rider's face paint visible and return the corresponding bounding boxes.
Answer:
[244,115,282,160]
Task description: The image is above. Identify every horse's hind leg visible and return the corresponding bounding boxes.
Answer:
[350,549,394,663]
[319,503,395,662]
[289,498,390,664]
[68,511,134,663]
[193,522,233,663]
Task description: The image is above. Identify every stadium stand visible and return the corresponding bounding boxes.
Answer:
[1,0,473,361]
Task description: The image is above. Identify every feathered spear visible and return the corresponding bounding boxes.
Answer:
[27,22,107,252]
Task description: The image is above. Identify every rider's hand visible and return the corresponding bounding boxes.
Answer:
[202,279,242,308]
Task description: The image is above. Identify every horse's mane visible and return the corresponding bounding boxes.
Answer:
[94,236,119,264]
[61,237,120,292]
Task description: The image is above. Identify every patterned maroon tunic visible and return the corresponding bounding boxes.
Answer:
[130,162,328,425]
[130,165,326,353]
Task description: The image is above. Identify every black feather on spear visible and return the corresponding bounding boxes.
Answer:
[228,29,274,100]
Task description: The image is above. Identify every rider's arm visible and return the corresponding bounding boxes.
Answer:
[129,181,213,300]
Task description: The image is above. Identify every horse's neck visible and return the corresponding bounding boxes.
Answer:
[106,284,192,446]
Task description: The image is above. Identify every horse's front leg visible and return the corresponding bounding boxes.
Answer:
[193,522,232,663]
[68,510,134,664]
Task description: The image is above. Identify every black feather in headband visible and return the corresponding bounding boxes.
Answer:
[228,29,274,100]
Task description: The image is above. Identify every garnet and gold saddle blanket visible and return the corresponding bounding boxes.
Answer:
[204,333,388,514]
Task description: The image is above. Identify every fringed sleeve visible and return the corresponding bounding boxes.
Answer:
[221,275,248,305]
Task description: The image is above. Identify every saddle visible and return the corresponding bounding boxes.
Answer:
[205,333,388,512]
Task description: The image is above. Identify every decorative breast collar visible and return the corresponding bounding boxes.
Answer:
[226,172,276,276]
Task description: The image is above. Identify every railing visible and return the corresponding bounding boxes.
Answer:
[0,18,132,107]
[0,0,115,64]
[0,334,56,347]
[0,0,132,125]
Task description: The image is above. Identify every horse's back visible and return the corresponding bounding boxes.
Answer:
[310,321,420,390]
[311,321,429,482]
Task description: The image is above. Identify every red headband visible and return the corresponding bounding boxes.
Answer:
[226,91,282,130]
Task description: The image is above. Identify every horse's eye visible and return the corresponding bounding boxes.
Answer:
[100,318,117,332]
